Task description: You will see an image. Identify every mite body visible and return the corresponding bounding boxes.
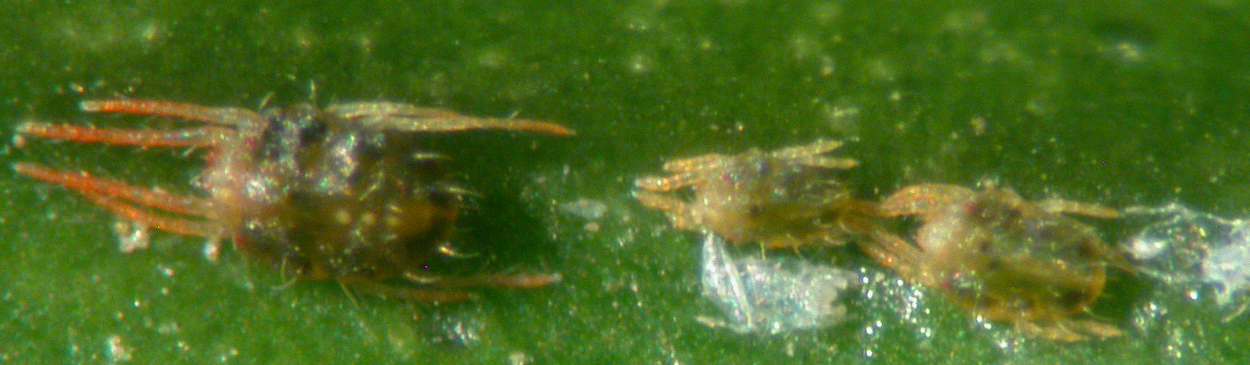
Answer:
[633,140,878,248]
[16,99,572,302]
[864,183,1127,341]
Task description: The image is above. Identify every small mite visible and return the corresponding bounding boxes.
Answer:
[633,140,879,248]
[15,99,573,302]
[864,182,1128,341]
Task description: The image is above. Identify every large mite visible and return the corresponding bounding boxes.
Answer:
[15,99,573,302]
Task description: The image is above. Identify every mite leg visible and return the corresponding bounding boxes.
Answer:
[879,184,976,219]
[15,163,211,217]
[326,102,468,119]
[860,229,933,286]
[80,193,219,238]
[328,102,575,136]
[82,99,262,127]
[793,155,858,169]
[632,190,698,230]
[769,140,859,169]
[634,172,706,193]
[1071,319,1124,339]
[15,163,218,237]
[16,122,231,148]
[405,272,563,289]
[1037,198,1120,219]
[659,154,730,174]
[771,139,844,158]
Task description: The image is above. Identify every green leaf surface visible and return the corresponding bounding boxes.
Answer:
[2,0,1248,363]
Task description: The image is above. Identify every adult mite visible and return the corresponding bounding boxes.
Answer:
[15,99,573,302]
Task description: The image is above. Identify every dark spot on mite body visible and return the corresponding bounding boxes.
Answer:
[1076,240,1100,258]
[974,295,999,309]
[977,238,994,254]
[982,257,1001,270]
[963,201,983,217]
[1058,289,1089,310]
[747,204,763,218]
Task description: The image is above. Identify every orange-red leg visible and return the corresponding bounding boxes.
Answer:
[14,163,219,237]
[16,122,231,148]
[82,99,262,126]
[15,163,210,216]
[81,193,219,238]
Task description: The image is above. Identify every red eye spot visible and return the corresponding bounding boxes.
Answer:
[963,201,983,215]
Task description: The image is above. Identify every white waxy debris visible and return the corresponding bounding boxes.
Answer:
[203,238,222,263]
[559,198,609,221]
[698,231,858,334]
[106,334,132,363]
[509,352,532,365]
[113,220,150,254]
[1203,226,1250,307]
[1123,203,1250,316]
